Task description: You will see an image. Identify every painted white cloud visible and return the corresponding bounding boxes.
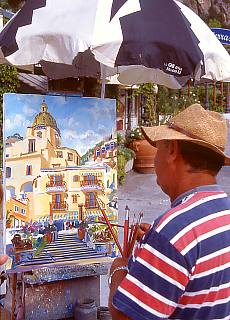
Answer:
[61,128,103,156]
[62,129,79,142]
[58,116,79,129]
[5,114,30,132]
[23,104,37,116]
[76,130,102,156]
[85,101,115,122]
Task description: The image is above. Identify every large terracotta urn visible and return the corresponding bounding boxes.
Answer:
[129,139,157,174]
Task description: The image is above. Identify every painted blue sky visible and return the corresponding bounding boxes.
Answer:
[4,93,116,156]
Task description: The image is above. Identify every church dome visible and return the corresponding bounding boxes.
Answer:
[32,101,60,135]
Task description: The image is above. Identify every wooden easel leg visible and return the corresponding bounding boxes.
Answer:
[11,273,17,320]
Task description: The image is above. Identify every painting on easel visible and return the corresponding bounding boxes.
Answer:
[3,93,117,267]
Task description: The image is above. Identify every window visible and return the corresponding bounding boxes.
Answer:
[14,205,19,212]
[96,149,100,157]
[23,182,33,192]
[72,194,79,203]
[54,194,61,203]
[86,192,96,208]
[105,144,110,151]
[28,139,36,153]
[51,175,63,186]
[37,131,42,138]
[110,142,115,149]
[84,175,96,185]
[107,180,110,188]
[69,153,73,161]
[56,151,63,158]
[26,165,32,175]
[68,153,73,161]
[6,167,11,178]
[6,154,9,158]
[101,147,105,154]
[21,208,26,215]
[73,175,79,182]
[7,186,15,198]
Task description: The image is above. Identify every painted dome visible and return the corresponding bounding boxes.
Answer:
[32,101,60,134]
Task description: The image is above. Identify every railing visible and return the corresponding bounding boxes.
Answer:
[50,201,68,211]
[80,180,101,187]
[80,180,103,191]
[46,181,67,193]
[46,181,66,187]
[85,200,98,209]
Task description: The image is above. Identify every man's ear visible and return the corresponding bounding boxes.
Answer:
[167,140,180,163]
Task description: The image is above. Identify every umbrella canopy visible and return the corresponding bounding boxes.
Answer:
[0,0,229,89]
[92,0,230,87]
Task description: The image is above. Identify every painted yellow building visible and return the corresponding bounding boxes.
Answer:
[6,197,29,228]
[6,101,117,223]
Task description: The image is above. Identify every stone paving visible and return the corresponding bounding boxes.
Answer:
[118,125,230,224]
[118,166,230,225]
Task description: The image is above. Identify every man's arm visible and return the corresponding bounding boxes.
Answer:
[108,224,151,319]
[108,257,131,320]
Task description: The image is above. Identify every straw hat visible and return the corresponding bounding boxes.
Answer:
[142,104,230,165]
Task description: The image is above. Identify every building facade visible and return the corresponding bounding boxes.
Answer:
[5,101,117,226]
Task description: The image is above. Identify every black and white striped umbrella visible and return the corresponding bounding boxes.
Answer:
[0,0,229,89]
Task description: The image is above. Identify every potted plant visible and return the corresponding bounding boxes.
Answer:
[77,221,88,240]
[117,133,135,185]
[125,126,157,174]
[6,210,13,228]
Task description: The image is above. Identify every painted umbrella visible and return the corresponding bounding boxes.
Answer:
[0,0,229,89]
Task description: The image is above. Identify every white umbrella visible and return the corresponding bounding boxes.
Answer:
[0,0,229,90]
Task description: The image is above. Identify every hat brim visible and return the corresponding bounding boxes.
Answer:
[141,125,230,166]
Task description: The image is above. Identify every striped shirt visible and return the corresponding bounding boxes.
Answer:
[113,185,230,319]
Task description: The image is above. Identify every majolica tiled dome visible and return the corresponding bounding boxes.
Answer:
[32,101,60,134]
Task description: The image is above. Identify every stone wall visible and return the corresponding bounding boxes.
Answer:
[180,0,230,28]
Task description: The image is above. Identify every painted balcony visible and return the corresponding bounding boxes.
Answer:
[80,180,103,191]
[46,181,67,193]
[50,201,68,211]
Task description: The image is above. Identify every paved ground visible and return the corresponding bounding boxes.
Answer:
[118,123,230,224]
[118,166,230,225]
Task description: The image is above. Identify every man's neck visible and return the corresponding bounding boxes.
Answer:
[169,171,217,202]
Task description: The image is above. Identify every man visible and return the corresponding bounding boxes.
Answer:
[109,104,230,319]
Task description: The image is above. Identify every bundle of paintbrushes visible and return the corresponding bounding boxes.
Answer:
[122,206,144,258]
[95,194,143,257]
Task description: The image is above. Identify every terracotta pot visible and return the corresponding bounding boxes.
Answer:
[78,227,85,241]
[6,221,12,228]
[129,139,157,174]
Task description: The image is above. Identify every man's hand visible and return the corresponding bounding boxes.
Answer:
[109,256,129,275]
[0,254,9,266]
[136,222,151,241]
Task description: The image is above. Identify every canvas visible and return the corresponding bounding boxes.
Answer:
[3,93,117,268]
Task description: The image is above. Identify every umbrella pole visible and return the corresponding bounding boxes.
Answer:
[187,80,191,98]
[213,81,216,111]
[226,83,230,113]
[205,83,210,110]
[101,76,106,99]
[220,82,224,111]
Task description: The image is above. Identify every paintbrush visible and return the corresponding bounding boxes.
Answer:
[95,195,123,255]
[127,212,144,257]
[95,221,132,229]
[123,205,130,257]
